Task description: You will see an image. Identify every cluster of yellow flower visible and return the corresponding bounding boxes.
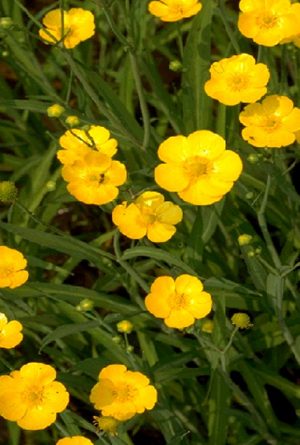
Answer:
[57,126,127,205]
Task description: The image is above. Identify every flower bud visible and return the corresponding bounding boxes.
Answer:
[0,17,13,29]
[76,298,94,312]
[116,320,133,334]
[47,104,65,118]
[93,416,119,435]
[231,313,252,329]
[238,234,252,246]
[0,181,18,203]
[65,115,80,126]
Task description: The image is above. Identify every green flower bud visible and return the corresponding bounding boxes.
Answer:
[0,181,18,203]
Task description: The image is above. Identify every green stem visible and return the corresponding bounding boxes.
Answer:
[129,52,150,151]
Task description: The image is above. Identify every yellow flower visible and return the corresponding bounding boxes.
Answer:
[0,362,69,430]
[94,415,119,435]
[239,95,300,148]
[58,126,118,165]
[56,437,93,445]
[148,0,202,22]
[145,275,212,329]
[154,130,243,206]
[280,3,300,46]
[117,320,133,334]
[89,364,157,421]
[47,104,65,118]
[39,8,95,49]
[62,151,127,205]
[0,246,29,289]
[231,313,252,329]
[112,191,183,242]
[238,0,299,46]
[204,54,270,106]
[0,313,23,349]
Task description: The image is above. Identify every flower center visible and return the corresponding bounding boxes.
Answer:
[170,292,187,310]
[88,173,105,183]
[227,74,249,92]
[184,156,211,178]
[264,117,280,132]
[113,383,138,403]
[257,14,278,29]
[0,267,13,278]
[22,385,44,407]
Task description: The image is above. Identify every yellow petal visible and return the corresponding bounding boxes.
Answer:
[145,290,172,318]
[175,274,203,295]
[147,221,176,242]
[19,362,56,385]
[99,364,127,381]
[43,381,69,412]
[187,130,226,160]
[157,135,189,163]
[187,291,212,318]
[165,309,195,329]
[17,406,57,430]
[154,164,189,192]
[90,380,116,409]
[157,201,183,224]
[212,150,243,181]
[112,203,147,239]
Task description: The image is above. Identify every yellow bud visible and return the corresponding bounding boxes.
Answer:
[116,320,133,334]
[94,416,119,435]
[0,181,18,203]
[247,154,259,164]
[0,17,13,29]
[112,335,122,344]
[201,319,214,334]
[76,298,94,312]
[238,234,252,246]
[169,60,183,72]
[47,104,65,118]
[231,313,252,329]
[65,115,80,126]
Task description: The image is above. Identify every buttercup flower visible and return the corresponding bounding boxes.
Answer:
[145,275,212,329]
[154,130,243,205]
[0,246,29,288]
[280,3,300,47]
[148,0,202,22]
[112,191,183,242]
[238,0,299,46]
[239,95,300,148]
[39,8,95,49]
[89,364,157,421]
[56,437,93,445]
[58,126,118,165]
[62,151,127,205]
[204,54,270,106]
[0,313,23,349]
[0,362,69,430]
